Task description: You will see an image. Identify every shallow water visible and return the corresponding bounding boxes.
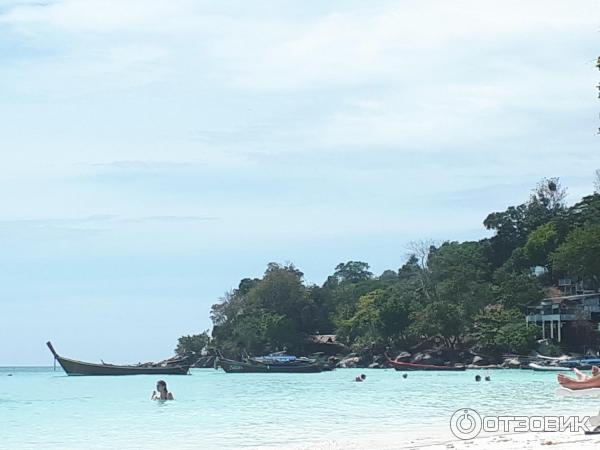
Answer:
[1,367,598,449]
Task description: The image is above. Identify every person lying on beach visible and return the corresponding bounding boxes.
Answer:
[355,374,366,382]
[151,380,174,400]
[557,366,600,390]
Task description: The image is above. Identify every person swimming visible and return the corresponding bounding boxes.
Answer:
[152,380,174,400]
[355,374,366,382]
[475,375,481,382]
[402,374,408,379]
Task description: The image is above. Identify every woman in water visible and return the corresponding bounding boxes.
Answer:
[152,380,174,400]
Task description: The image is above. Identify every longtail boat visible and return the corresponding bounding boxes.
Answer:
[388,359,466,372]
[218,357,323,373]
[46,342,190,376]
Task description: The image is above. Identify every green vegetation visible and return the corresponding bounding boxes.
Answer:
[175,332,211,359]
[181,178,600,359]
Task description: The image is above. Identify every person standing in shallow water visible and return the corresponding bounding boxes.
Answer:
[152,380,174,400]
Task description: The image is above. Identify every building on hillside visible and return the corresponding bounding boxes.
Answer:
[526,293,600,343]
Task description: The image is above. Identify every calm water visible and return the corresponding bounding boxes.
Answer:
[2,367,598,449]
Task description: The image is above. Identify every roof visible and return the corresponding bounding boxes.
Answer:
[542,293,600,304]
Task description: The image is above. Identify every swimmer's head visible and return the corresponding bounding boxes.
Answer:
[156,380,168,392]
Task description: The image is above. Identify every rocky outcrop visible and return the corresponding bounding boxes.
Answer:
[337,356,361,368]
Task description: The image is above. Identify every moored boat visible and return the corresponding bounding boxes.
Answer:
[528,362,573,372]
[46,342,190,376]
[218,357,323,373]
[388,359,466,371]
[559,358,600,368]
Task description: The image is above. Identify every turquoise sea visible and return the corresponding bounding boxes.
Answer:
[2,367,599,449]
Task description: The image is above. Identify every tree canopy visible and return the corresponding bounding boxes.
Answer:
[181,177,600,357]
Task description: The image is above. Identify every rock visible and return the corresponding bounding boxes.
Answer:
[411,352,425,362]
[338,356,360,368]
[368,363,381,369]
[372,354,387,365]
[471,355,495,366]
[503,357,521,368]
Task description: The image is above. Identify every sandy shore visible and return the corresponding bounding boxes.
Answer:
[255,430,600,450]
[404,432,600,450]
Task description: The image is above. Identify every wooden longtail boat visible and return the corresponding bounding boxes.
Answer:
[388,359,466,372]
[218,357,323,373]
[46,342,190,376]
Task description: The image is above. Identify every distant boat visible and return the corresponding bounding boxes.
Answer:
[529,362,573,372]
[388,359,466,371]
[46,342,190,376]
[559,358,600,368]
[218,357,323,373]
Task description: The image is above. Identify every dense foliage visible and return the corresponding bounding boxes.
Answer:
[175,332,211,359]
[183,178,600,358]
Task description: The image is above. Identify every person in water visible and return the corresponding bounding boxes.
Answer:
[355,374,366,382]
[152,380,174,400]
[475,375,481,382]
[557,366,600,390]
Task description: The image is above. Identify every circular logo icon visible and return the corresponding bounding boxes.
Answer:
[450,408,482,440]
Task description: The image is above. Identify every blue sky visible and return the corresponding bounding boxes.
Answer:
[0,0,598,365]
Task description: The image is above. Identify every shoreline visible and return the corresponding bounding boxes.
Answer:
[252,430,600,450]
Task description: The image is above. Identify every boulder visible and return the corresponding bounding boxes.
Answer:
[368,362,381,369]
[338,356,360,368]
[411,352,425,362]
[502,357,521,368]
[471,355,496,366]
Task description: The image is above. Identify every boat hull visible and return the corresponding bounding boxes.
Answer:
[559,359,600,368]
[529,363,573,372]
[47,342,190,376]
[218,358,323,373]
[388,360,466,371]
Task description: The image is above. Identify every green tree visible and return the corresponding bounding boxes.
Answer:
[523,222,559,268]
[492,270,545,311]
[483,178,566,268]
[552,225,600,288]
[472,307,539,356]
[175,332,211,359]
[409,301,467,348]
[338,288,412,349]
[333,261,373,283]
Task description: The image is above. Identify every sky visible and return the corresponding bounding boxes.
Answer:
[0,0,598,365]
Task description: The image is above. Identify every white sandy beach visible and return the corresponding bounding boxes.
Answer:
[256,430,600,450]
